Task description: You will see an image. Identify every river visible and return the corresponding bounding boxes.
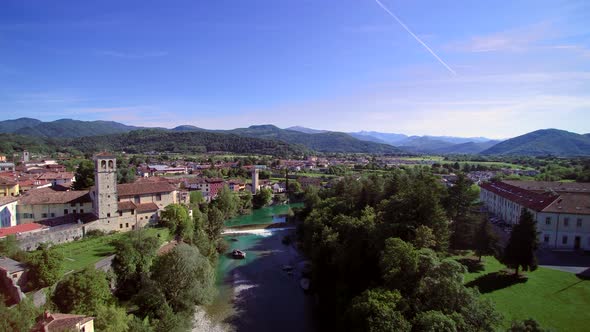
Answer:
[193,204,317,332]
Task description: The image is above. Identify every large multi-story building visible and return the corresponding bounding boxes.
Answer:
[3,154,177,234]
[480,180,590,250]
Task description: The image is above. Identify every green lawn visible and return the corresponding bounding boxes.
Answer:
[459,255,590,331]
[55,228,170,273]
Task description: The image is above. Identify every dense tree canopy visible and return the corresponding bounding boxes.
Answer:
[52,267,113,315]
[151,243,215,313]
[26,243,64,289]
[299,167,502,330]
[112,230,160,299]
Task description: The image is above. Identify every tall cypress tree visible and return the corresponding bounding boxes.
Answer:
[474,219,500,261]
[501,210,539,276]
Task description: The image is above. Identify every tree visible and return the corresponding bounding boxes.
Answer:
[347,288,411,332]
[52,267,113,315]
[412,310,458,332]
[112,230,160,299]
[474,219,500,261]
[0,296,39,332]
[239,191,253,214]
[94,304,131,332]
[203,206,224,243]
[414,225,437,249]
[151,243,215,313]
[380,238,418,293]
[212,185,239,219]
[443,174,479,249]
[501,210,539,276]
[127,316,155,332]
[253,188,273,209]
[159,204,192,239]
[0,235,23,260]
[507,318,550,332]
[189,191,204,206]
[26,243,64,289]
[73,159,95,190]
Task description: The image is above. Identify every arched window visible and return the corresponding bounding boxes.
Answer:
[108,160,114,168]
[101,160,106,169]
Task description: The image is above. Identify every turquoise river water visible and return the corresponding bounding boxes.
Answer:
[195,204,316,332]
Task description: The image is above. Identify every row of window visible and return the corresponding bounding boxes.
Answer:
[22,209,86,219]
[545,217,584,227]
[543,234,590,246]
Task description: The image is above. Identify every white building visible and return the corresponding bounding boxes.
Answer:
[480,181,590,250]
[0,197,18,228]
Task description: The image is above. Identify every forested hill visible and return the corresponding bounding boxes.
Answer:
[0,118,404,154]
[225,125,403,154]
[481,129,590,156]
[12,119,142,138]
[0,130,308,157]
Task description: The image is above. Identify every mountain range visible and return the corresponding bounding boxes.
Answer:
[0,118,589,156]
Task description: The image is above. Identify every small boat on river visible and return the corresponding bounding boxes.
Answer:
[232,249,246,259]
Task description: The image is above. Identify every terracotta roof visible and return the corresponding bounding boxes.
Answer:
[117,181,176,196]
[37,172,75,180]
[480,181,558,211]
[94,152,115,158]
[0,176,18,186]
[136,202,158,212]
[118,201,136,211]
[542,193,590,215]
[18,188,91,205]
[503,180,590,195]
[33,312,93,332]
[0,196,18,206]
[0,223,45,237]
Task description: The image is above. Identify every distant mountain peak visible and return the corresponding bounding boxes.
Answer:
[481,128,590,156]
[286,126,327,134]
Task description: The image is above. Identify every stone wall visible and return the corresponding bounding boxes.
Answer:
[16,223,85,251]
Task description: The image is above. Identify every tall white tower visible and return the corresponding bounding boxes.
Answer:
[251,168,259,194]
[94,152,118,220]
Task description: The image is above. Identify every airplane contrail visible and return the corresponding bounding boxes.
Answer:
[374,0,456,75]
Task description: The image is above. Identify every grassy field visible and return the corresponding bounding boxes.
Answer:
[56,228,170,273]
[458,255,590,331]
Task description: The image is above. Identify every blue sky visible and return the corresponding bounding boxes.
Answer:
[0,0,589,138]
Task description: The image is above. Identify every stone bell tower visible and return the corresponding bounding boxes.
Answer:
[94,152,118,220]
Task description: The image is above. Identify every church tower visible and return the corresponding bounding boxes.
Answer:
[94,152,118,220]
[251,168,259,194]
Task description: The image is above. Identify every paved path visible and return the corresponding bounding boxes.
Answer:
[537,248,590,277]
[94,255,115,272]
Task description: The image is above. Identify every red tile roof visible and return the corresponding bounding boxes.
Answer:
[136,202,159,212]
[37,172,75,180]
[18,188,91,205]
[0,176,18,186]
[33,312,94,332]
[0,196,18,206]
[0,223,45,237]
[94,152,115,158]
[542,193,590,215]
[480,181,558,211]
[117,181,176,196]
[118,201,136,211]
